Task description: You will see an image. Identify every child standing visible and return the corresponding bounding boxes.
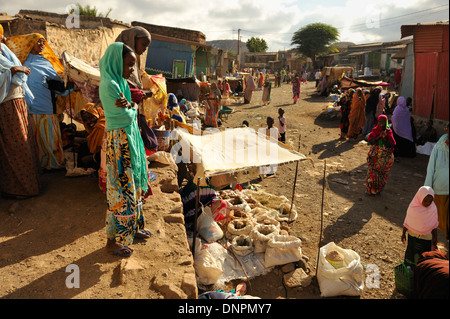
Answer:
[277,108,287,143]
[401,186,439,267]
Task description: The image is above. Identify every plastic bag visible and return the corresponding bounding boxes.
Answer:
[194,249,223,285]
[264,235,302,268]
[197,206,223,243]
[317,242,365,297]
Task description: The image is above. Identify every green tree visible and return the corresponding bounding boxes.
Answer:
[291,23,339,65]
[73,3,112,17]
[246,37,268,52]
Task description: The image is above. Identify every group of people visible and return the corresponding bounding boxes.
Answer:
[1,25,158,257]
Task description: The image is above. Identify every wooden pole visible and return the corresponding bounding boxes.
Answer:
[66,76,76,169]
[289,134,301,223]
[315,159,327,276]
[191,177,201,260]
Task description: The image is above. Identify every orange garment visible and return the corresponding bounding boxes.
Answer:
[81,103,106,154]
[347,88,366,138]
[6,33,64,74]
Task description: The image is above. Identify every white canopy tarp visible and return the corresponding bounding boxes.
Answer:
[62,51,101,86]
[173,127,306,177]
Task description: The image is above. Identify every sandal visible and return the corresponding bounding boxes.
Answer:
[111,246,133,257]
[135,229,152,239]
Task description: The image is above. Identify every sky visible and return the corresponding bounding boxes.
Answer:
[3,0,449,51]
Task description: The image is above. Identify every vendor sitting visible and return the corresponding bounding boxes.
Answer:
[78,103,106,170]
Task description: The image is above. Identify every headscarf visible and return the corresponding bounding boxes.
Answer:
[81,103,106,154]
[347,88,366,137]
[368,114,396,146]
[115,26,151,90]
[167,93,186,123]
[403,186,439,235]
[0,42,34,104]
[6,33,64,74]
[99,42,148,192]
[391,96,413,141]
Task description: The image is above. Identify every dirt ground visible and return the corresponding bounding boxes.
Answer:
[0,79,447,300]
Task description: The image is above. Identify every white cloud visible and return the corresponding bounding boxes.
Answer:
[2,0,448,51]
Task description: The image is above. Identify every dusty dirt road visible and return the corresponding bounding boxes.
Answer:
[0,79,447,300]
[217,80,448,299]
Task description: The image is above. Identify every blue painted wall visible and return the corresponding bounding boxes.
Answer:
[146,39,194,76]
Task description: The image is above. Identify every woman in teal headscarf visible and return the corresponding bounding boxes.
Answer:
[99,42,151,257]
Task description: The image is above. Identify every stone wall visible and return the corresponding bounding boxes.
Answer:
[2,10,147,66]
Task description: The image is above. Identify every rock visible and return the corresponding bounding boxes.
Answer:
[281,263,296,273]
[152,270,187,299]
[283,268,312,288]
[164,213,185,224]
[181,270,198,299]
[119,258,144,284]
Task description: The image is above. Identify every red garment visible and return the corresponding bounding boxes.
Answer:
[394,69,402,85]
[368,115,396,147]
[130,87,144,104]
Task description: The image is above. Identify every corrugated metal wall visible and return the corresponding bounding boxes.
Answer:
[146,40,194,76]
[413,25,449,121]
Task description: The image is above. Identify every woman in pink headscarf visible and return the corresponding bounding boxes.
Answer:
[401,186,439,267]
[391,96,416,159]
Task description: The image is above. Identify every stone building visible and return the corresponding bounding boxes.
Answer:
[0,10,137,66]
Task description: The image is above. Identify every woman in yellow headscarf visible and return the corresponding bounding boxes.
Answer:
[0,26,41,199]
[7,33,69,170]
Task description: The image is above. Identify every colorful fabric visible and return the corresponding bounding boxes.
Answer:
[404,186,439,236]
[205,95,220,127]
[365,144,394,194]
[99,42,148,193]
[31,114,65,170]
[0,43,34,104]
[391,96,413,142]
[6,33,64,74]
[99,42,134,131]
[167,93,186,123]
[367,114,396,147]
[0,97,40,197]
[81,103,106,154]
[105,128,146,246]
[347,89,366,138]
[262,81,271,104]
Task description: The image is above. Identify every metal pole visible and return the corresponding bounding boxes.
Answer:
[289,134,301,223]
[191,177,201,260]
[315,160,327,276]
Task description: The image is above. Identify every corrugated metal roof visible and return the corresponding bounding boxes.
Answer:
[347,50,374,56]
[401,20,449,38]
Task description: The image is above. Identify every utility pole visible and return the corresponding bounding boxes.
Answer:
[237,28,240,70]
